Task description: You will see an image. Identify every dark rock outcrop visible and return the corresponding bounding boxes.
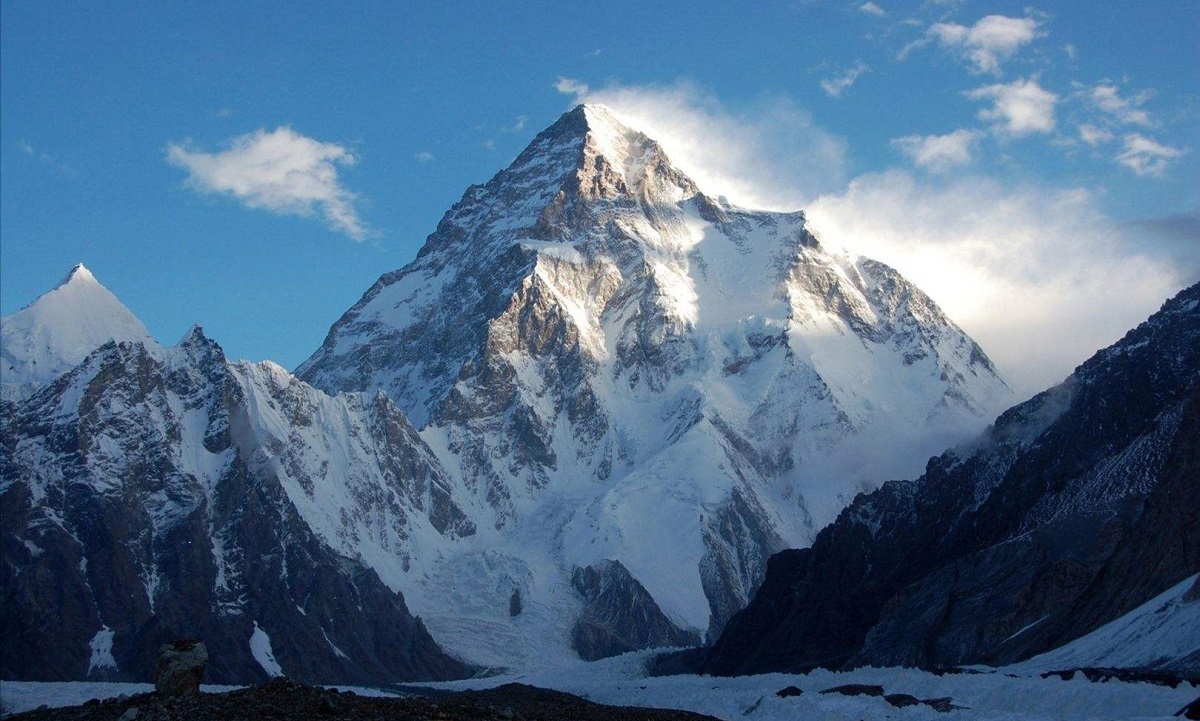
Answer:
[704,282,1200,675]
[570,560,701,661]
[820,684,884,697]
[155,640,207,697]
[4,678,722,721]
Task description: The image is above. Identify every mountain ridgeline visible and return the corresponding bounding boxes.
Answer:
[702,282,1200,677]
[1,325,469,683]
[3,104,1192,684]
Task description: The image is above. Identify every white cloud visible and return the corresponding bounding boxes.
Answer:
[167,127,368,240]
[415,151,435,163]
[860,2,886,17]
[555,77,590,97]
[820,62,870,98]
[1117,134,1185,177]
[806,170,1187,394]
[1078,123,1114,146]
[1089,84,1154,127]
[967,78,1058,136]
[892,129,982,171]
[554,79,848,209]
[929,15,1040,74]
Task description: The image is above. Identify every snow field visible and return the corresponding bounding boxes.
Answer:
[425,650,1199,721]
[6,656,1193,719]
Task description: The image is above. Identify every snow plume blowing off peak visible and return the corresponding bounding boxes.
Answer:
[294,104,1015,668]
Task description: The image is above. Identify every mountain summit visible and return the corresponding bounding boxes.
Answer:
[1,263,152,401]
[297,104,1014,663]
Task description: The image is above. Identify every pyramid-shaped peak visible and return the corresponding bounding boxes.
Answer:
[559,104,656,153]
[2,262,155,398]
[56,262,98,288]
[534,104,662,160]
[5,262,151,343]
[514,104,697,204]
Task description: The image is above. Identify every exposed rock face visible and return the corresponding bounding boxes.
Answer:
[295,104,1013,664]
[155,640,207,696]
[704,282,1200,675]
[0,329,470,684]
[570,560,701,661]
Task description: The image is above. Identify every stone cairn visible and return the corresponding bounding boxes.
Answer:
[155,639,208,697]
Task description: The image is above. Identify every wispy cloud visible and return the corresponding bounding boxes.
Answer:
[892,129,982,171]
[807,171,1187,393]
[1078,123,1114,147]
[415,151,435,163]
[1069,82,1176,174]
[166,127,369,240]
[1123,209,1200,284]
[967,78,1058,136]
[1088,84,1154,127]
[820,62,870,98]
[1117,134,1185,177]
[927,14,1041,75]
[18,140,77,176]
[859,2,886,17]
[555,77,590,97]
[554,79,847,209]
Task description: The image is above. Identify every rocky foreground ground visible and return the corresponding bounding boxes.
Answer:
[4,677,720,721]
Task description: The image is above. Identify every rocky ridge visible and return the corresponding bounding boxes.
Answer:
[1,327,468,684]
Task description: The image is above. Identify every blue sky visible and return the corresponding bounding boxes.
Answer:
[2,1,1197,392]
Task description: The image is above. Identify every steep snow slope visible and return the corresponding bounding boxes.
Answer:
[1,264,152,401]
[1008,573,1200,677]
[298,104,1014,660]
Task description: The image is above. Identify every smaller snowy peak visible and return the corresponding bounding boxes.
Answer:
[2,263,154,401]
[58,262,98,287]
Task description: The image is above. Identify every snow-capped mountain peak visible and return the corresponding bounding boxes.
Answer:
[58,262,98,287]
[296,106,1016,665]
[1,263,154,401]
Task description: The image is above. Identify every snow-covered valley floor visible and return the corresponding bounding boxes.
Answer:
[418,650,1199,721]
[5,651,1194,720]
